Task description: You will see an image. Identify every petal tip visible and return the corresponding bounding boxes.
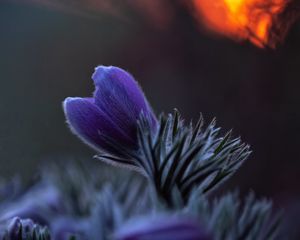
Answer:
[92,65,114,85]
[92,65,132,87]
[63,97,80,109]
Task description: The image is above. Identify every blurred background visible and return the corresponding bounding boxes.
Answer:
[0,0,299,210]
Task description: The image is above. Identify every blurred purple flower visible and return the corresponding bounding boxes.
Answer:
[0,217,48,239]
[0,183,64,226]
[6,217,34,239]
[114,215,212,240]
[63,66,157,155]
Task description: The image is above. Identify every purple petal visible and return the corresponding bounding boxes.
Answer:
[0,183,64,226]
[114,215,212,240]
[6,217,35,239]
[92,66,157,141]
[63,97,135,152]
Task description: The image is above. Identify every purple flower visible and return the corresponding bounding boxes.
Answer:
[63,66,157,155]
[0,217,49,239]
[114,215,212,240]
[6,217,34,239]
[0,183,65,226]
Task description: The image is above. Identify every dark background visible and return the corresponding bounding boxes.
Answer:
[0,1,299,208]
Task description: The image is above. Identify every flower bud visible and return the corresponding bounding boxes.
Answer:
[63,66,157,156]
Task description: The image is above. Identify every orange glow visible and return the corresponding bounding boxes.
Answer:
[191,0,290,48]
[17,0,299,48]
